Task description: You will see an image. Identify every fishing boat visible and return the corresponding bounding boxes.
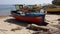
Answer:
[11,4,46,25]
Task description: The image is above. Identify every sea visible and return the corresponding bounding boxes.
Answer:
[0,5,15,16]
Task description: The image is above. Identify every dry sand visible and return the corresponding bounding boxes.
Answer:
[0,14,60,34]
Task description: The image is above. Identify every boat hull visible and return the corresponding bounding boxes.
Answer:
[12,14,43,24]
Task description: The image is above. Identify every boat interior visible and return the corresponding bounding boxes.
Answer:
[11,5,45,17]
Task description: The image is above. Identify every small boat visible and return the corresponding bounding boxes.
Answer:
[45,8,60,13]
[11,4,46,25]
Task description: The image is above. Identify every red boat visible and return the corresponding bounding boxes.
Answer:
[11,4,46,25]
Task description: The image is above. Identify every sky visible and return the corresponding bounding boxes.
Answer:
[0,0,53,5]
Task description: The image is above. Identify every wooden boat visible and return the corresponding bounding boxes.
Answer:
[11,4,46,25]
[45,8,60,13]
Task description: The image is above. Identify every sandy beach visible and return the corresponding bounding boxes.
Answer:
[0,14,60,34]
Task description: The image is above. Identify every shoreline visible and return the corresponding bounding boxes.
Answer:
[0,15,11,18]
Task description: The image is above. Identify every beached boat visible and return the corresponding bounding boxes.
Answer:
[11,4,46,25]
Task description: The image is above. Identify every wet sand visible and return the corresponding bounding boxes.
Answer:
[0,14,60,34]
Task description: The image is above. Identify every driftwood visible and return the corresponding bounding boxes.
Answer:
[11,27,22,31]
[27,24,49,31]
[27,24,59,34]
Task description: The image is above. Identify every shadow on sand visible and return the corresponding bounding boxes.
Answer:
[4,18,48,27]
[4,18,32,27]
